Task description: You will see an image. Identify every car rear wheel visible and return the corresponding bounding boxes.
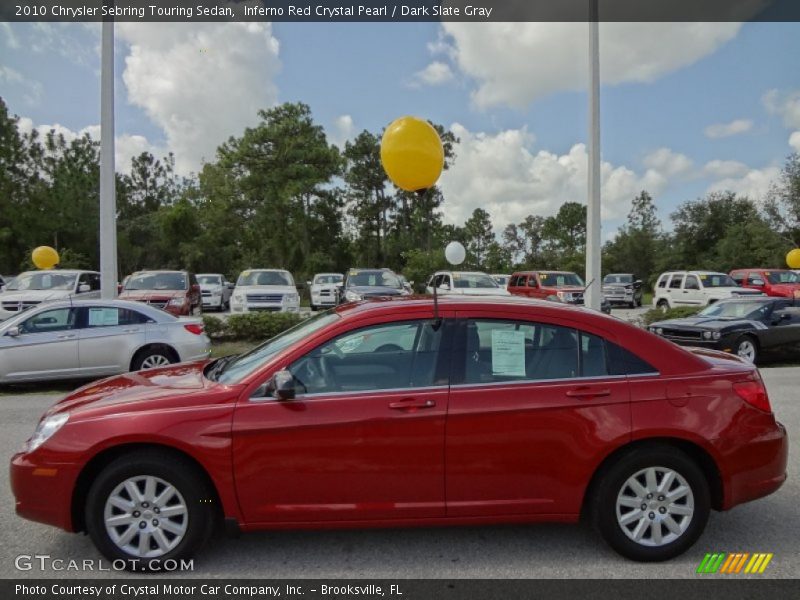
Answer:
[85,452,216,570]
[657,300,669,313]
[132,347,176,371]
[592,445,710,561]
[735,335,758,363]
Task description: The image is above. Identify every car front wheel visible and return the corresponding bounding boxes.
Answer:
[734,335,758,363]
[85,451,216,570]
[593,445,710,561]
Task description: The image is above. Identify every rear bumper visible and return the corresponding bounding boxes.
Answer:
[722,421,788,510]
[10,451,78,532]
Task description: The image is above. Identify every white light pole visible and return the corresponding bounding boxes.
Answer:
[585,3,602,310]
[99,17,118,299]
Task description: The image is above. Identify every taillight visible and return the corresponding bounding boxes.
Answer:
[184,323,204,335]
[733,379,771,413]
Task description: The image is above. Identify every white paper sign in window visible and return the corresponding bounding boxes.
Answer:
[88,307,119,327]
[491,329,526,377]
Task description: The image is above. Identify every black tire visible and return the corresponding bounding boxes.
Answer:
[657,300,669,313]
[310,304,317,312]
[734,335,759,364]
[85,451,216,571]
[591,445,710,562]
[131,346,177,371]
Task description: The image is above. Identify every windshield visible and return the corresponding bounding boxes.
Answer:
[540,272,585,287]
[765,271,799,285]
[699,273,738,288]
[604,274,633,284]
[698,301,771,320]
[6,272,77,291]
[217,312,340,384]
[125,272,187,291]
[347,270,401,288]
[198,275,221,285]
[237,270,293,286]
[453,272,500,289]
[314,274,343,285]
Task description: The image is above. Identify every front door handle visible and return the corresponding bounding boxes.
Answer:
[388,398,436,410]
[566,387,611,399]
[56,334,76,340]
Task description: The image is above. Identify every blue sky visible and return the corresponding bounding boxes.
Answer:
[2,21,800,238]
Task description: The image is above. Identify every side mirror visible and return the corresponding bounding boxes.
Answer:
[306,281,312,286]
[439,283,450,291]
[6,326,20,337]
[268,369,295,400]
[78,284,91,293]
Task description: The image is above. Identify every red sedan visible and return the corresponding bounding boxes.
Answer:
[11,297,787,568]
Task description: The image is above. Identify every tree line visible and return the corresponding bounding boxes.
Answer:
[1,96,799,290]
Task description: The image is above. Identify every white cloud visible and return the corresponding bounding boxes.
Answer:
[118,22,281,175]
[410,61,455,88]
[706,166,780,201]
[704,119,753,139]
[438,123,667,229]
[0,66,43,106]
[764,89,800,152]
[330,115,355,148]
[16,117,165,172]
[0,22,20,49]
[643,148,694,179]
[438,23,741,109]
[790,131,800,153]
[703,159,750,179]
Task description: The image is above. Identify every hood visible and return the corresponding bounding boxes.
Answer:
[200,282,224,291]
[768,283,800,296]
[119,289,186,300]
[348,285,404,296]
[651,316,753,330]
[708,287,762,297]
[449,288,511,296]
[48,361,229,419]
[546,286,585,293]
[234,285,297,294]
[0,289,73,302]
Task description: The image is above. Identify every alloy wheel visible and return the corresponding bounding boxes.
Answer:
[616,466,694,547]
[736,339,756,363]
[103,475,188,558]
[140,354,171,369]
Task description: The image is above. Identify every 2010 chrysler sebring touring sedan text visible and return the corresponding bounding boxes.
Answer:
[11,297,787,568]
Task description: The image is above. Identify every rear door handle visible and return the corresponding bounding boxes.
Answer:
[56,334,76,339]
[389,398,436,410]
[566,387,611,399]
[123,328,140,333]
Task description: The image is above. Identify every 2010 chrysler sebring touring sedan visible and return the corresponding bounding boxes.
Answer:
[11,297,787,568]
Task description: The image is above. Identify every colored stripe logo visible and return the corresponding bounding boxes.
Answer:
[697,552,773,574]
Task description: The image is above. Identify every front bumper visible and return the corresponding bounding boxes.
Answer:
[231,302,299,313]
[11,451,79,531]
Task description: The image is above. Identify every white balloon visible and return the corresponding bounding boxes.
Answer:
[445,241,466,266]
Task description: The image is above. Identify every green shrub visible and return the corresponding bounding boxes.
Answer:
[203,312,304,341]
[641,306,700,326]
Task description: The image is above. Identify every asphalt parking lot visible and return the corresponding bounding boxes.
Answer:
[0,365,796,580]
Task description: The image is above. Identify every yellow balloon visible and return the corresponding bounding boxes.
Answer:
[32,246,60,270]
[380,116,444,192]
[787,248,800,269]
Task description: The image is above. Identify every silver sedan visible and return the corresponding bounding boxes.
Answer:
[0,299,211,384]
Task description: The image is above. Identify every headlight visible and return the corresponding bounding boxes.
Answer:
[712,331,721,340]
[656,328,663,335]
[168,297,186,306]
[703,331,712,340]
[345,290,362,302]
[283,294,299,304]
[26,413,69,452]
[233,294,244,302]
[556,291,567,299]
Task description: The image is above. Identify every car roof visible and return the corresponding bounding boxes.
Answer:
[731,268,792,272]
[132,270,186,274]
[242,268,289,272]
[2,298,175,317]
[512,270,577,275]
[17,269,98,275]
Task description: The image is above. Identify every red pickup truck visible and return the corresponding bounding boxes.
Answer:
[730,269,800,298]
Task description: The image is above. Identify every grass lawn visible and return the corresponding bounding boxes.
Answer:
[211,340,258,358]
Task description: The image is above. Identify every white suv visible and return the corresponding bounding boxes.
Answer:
[653,270,761,311]
[307,273,343,311]
[0,269,101,321]
[231,269,300,313]
[426,271,511,296]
